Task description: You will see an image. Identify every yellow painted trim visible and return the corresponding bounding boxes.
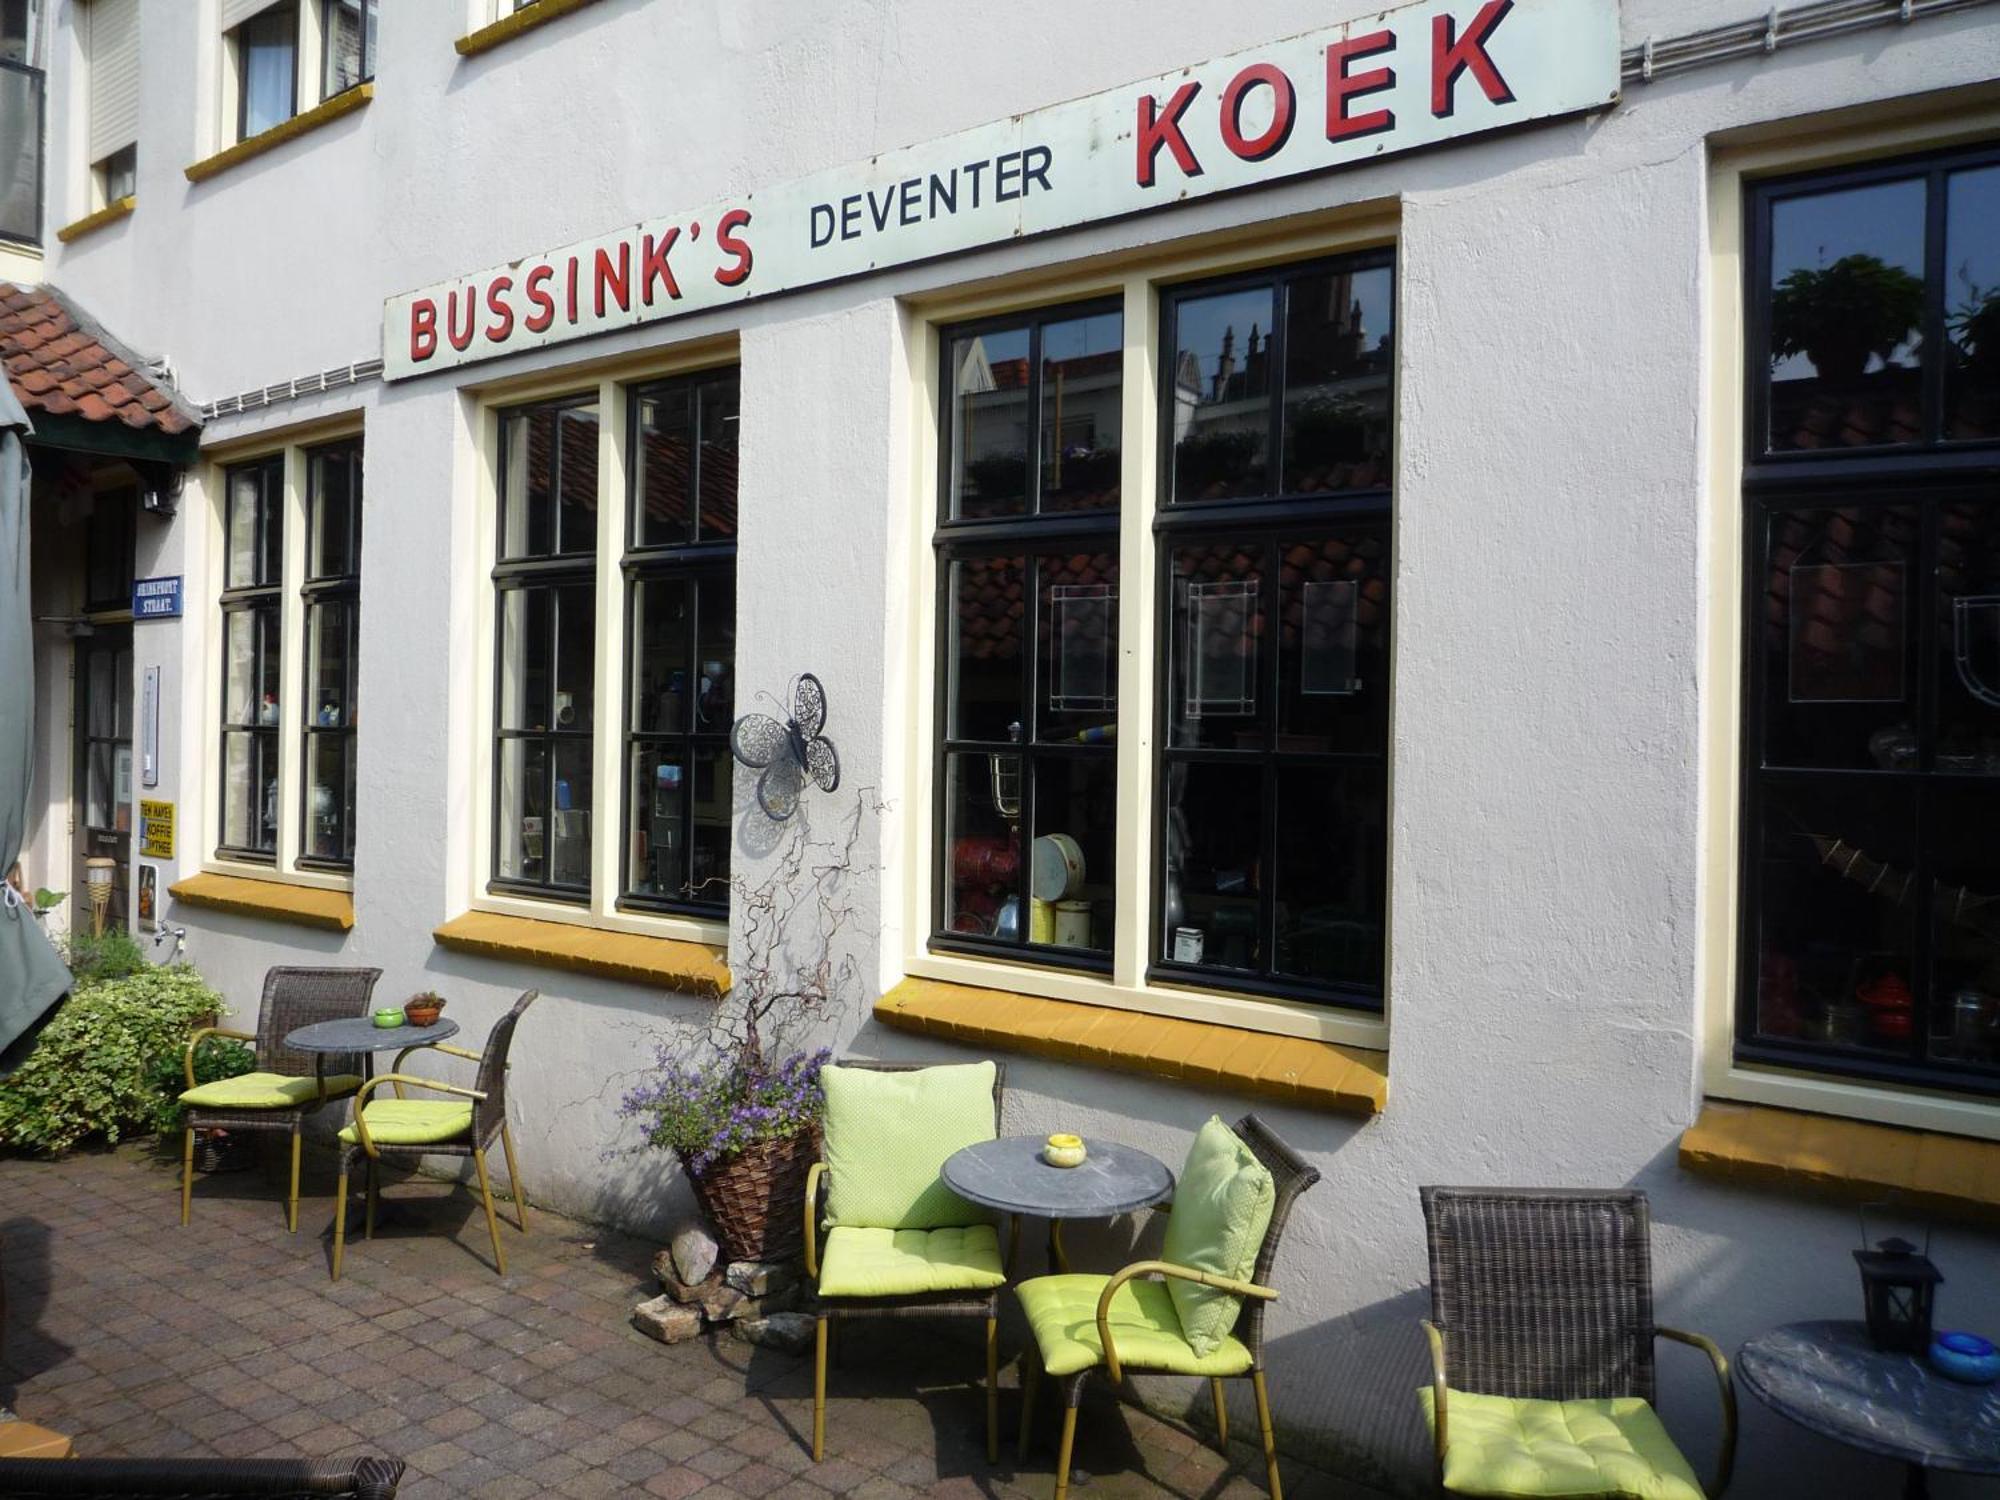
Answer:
[457,0,602,57]
[1680,1101,2000,1226]
[185,83,373,184]
[875,977,1386,1117]
[433,910,730,999]
[168,872,354,932]
[55,196,135,244]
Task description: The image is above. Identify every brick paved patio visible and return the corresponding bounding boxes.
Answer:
[0,1143,1361,1498]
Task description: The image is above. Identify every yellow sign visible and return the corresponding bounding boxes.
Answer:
[139,800,175,859]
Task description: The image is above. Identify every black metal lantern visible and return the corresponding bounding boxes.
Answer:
[1854,1211,1941,1354]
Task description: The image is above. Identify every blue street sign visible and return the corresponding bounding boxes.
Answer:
[133,575,183,620]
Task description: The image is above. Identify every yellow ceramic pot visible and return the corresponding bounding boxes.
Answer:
[1043,1133,1087,1168]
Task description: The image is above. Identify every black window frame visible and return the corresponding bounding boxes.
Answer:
[217,455,285,864]
[234,1,298,143]
[1737,141,2000,1097]
[1150,249,1396,1013]
[299,436,361,872]
[320,0,374,99]
[0,53,45,248]
[618,367,739,919]
[489,393,599,903]
[929,296,1124,976]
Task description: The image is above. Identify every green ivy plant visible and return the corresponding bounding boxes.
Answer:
[0,964,226,1155]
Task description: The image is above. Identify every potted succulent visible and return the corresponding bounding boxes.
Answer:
[403,991,447,1027]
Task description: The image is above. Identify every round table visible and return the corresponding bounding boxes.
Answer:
[1737,1320,2000,1497]
[284,1015,460,1081]
[942,1135,1174,1273]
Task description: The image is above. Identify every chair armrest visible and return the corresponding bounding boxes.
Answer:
[1421,1318,1449,1473]
[1094,1260,1275,1384]
[1657,1325,1735,1497]
[348,1073,487,1158]
[183,1027,255,1091]
[804,1163,828,1279]
[391,1040,481,1097]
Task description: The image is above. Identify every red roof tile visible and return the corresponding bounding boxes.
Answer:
[0,282,199,437]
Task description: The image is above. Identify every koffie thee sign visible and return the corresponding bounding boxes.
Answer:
[383,0,1618,380]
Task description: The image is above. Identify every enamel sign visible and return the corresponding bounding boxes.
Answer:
[384,0,1619,380]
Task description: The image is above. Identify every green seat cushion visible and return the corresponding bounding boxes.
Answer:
[821,1061,996,1230]
[180,1071,362,1110]
[337,1099,474,1147]
[1418,1387,1704,1499]
[1018,1273,1252,1378]
[817,1224,1006,1298]
[1159,1116,1275,1356]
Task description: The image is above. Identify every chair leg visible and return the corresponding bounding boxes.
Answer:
[1211,1376,1230,1451]
[287,1131,302,1235]
[1251,1369,1282,1500]
[1054,1402,1080,1500]
[472,1148,507,1277]
[331,1162,350,1281]
[500,1122,530,1232]
[985,1315,1000,1464]
[1018,1342,1041,1459]
[364,1161,378,1240]
[179,1128,194,1226]
[812,1314,829,1462]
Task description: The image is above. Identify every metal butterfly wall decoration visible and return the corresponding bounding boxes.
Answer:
[730,672,841,821]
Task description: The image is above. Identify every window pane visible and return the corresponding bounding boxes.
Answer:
[1930,781,2000,1069]
[1282,265,1393,494]
[221,732,255,850]
[98,144,135,204]
[1036,551,1117,741]
[1938,497,2000,773]
[227,465,278,588]
[1767,178,1926,452]
[553,584,594,731]
[496,738,548,883]
[497,587,551,731]
[86,645,115,737]
[1171,285,1274,502]
[1274,764,1385,989]
[322,0,372,96]
[634,384,694,547]
[698,376,740,542]
[949,327,1030,520]
[501,400,598,559]
[307,599,353,729]
[86,742,112,832]
[549,738,593,888]
[695,573,736,731]
[948,554,1024,742]
[1760,505,1917,771]
[223,605,279,728]
[944,750,1021,939]
[558,404,601,555]
[1945,165,2000,443]
[1278,528,1390,754]
[305,732,355,863]
[629,743,688,900]
[112,646,132,739]
[1161,760,1262,972]
[630,577,690,732]
[1169,542,1265,750]
[1039,312,1122,513]
[690,745,731,900]
[1751,778,1918,1059]
[239,5,297,139]
[1028,754,1113,955]
[309,443,357,579]
[0,64,37,245]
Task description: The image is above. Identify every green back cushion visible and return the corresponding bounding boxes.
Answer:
[1161,1116,1276,1356]
[822,1061,997,1229]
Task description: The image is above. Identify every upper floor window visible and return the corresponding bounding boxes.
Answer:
[82,0,135,208]
[229,2,297,141]
[0,0,43,244]
[322,0,374,96]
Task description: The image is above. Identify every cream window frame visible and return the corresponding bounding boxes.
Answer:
[899,213,1400,1052]
[218,0,321,149]
[199,417,362,895]
[1698,94,2000,1142]
[462,340,739,950]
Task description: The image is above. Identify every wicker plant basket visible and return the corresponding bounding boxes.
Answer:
[193,1129,256,1173]
[684,1127,819,1263]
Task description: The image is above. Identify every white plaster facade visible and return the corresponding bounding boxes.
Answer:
[15,0,2000,1492]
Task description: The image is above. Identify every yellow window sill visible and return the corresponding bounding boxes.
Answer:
[56,196,135,244]
[1680,1100,2000,1226]
[432,910,729,999]
[874,977,1387,1117]
[168,872,354,932]
[457,0,603,57]
[185,84,372,184]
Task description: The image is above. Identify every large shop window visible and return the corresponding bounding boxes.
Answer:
[1740,142,2000,1095]
[933,251,1395,1011]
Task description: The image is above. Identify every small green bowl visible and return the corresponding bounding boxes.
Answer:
[372,1009,404,1028]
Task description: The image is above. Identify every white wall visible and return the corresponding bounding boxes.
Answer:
[38,2,2000,1492]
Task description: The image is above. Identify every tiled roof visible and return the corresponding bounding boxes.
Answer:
[0,282,199,436]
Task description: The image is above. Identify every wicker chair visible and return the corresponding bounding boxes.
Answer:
[0,1457,404,1497]
[803,1060,1013,1465]
[330,990,536,1281]
[178,966,384,1235]
[1418,1187,1736,1499]
[1014,1114,1320,1500]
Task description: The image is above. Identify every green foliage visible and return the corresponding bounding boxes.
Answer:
[1771,254,1925,379]
[0,963,225,1155]
[62,926,148,982]
[145,1034,257,1134]
[32,888,65,914]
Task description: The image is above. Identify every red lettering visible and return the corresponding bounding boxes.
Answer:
[485,274,514,341]
[593,243,630,318]
[523,265,555,332]
[409,298,437,362]
[1136,80,1202,188]
[641,228,682,305]
[1218,64,1295,163]
[565,256,578,324]
[1326,30,1396,141]
[1432,0,1514,118]
[446,287,476,352]
[714,209,753,288]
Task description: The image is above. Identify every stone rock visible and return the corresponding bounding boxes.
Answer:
[733,1311,817,1355]
[632,1294,704,1345]
[695,1279,748,1322]
[670,1223,720,1285]
[724,1259,800,1298]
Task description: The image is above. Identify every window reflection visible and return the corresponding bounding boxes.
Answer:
[1172,288,1273,501]
[950,328,1031,519]
[1946,165,2000,442]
